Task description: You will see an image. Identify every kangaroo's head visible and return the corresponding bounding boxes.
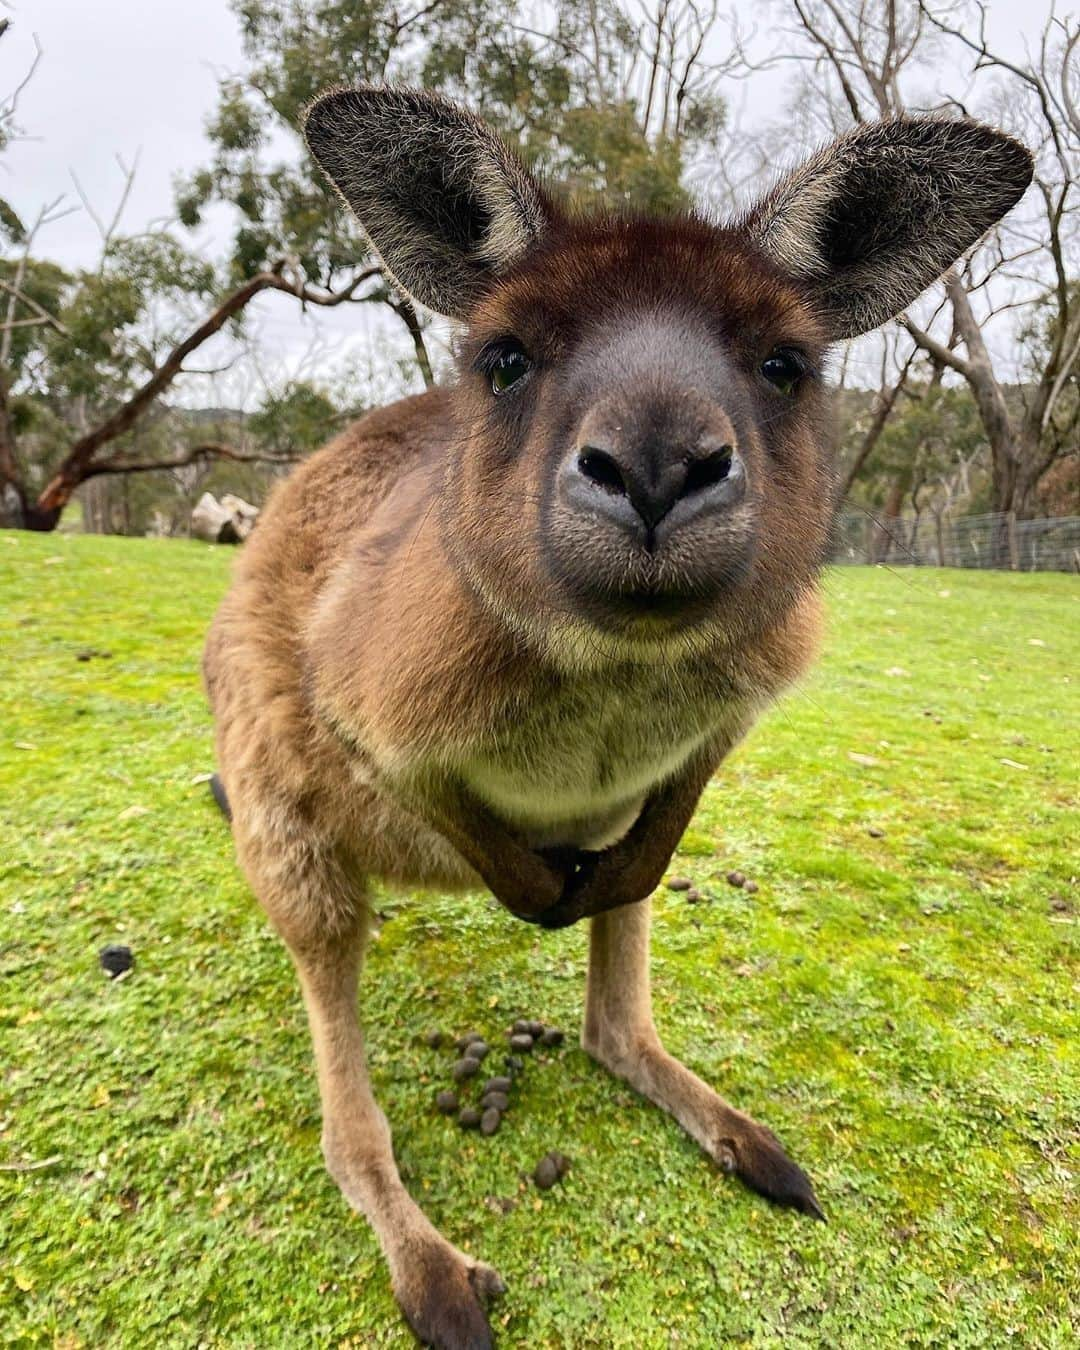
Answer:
[304,88,1030,662]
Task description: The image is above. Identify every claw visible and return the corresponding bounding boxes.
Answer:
[721,1129,826,1222]
[395,1244,501,1349]
[534,901,585,930]
[469,1263,507,1301]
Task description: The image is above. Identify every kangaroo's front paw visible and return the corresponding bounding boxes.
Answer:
[714,1119,825,1221]
[393,1240,505,1349]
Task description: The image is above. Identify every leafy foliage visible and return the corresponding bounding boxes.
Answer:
[3,237,223,496]
[864,383,987,510]
[181,0,727,289]
[0,257,68,381]
[44,237,219,407]
[247,380,343,455]
[0,197,25,246]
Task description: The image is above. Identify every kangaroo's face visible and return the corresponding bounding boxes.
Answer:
[304,88,1032,658]
[447,218,833,651]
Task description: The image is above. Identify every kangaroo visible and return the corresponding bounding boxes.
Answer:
[203,86,1031,1349]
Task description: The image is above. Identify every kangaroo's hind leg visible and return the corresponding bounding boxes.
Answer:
[583,897,823,1219]
[236,817,504,1350]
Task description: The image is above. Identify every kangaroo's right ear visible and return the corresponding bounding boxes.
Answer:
[303,86,551,320]
[742,116,1033,338]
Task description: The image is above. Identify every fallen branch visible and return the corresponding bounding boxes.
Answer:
[0,1155,62,1173]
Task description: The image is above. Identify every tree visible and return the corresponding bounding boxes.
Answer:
[0,23,379,531]
[179,0,731,381]
[0,231,377,529]
[907,2,1079,517]
[2,1,732,532]
[78,381,348,539]
[769,0,1079,522]
[246,380,344,456]
[863,381,987,558]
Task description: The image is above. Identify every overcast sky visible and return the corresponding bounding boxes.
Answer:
[2,0,1048,402]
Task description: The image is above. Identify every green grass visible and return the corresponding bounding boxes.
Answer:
[1,530,1077,1349]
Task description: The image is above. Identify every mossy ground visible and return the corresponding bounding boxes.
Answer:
[1,530,1077,1348]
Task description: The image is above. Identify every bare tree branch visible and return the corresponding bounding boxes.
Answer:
[837,346,920,502]
[83,442,302,479]
[69,152,142,265]
[388,295,434,389]
[1,28,42,133]
[898,312,971,378]
[0,277,67,335]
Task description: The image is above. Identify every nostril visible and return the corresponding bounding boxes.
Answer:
[681,446,733,498]
[577,447,628,496]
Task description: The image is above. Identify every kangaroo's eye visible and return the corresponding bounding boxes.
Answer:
[479,341,533,396]
[492,353,530,393]
[760,348,810,398]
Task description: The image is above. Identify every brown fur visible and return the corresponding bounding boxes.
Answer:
[204,88,1032,1348]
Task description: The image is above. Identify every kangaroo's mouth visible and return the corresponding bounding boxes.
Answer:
[552,549,756,640]
[541,485,758,640]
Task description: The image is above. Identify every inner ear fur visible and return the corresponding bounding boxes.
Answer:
[303,85,551,319]
[743,116,1033,339]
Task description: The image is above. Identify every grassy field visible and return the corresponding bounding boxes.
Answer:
[1,530,1077,1349]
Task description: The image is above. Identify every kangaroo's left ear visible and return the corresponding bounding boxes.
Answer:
[303,85,551,320]
[742,116,1033,338]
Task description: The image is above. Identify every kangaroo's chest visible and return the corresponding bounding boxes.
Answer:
[458,671,731,849]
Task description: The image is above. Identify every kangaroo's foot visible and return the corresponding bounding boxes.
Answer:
[584,1024,823,1218]
[384,1228,504,1350]
[584,899,824,1220]
[241,827,506,1348]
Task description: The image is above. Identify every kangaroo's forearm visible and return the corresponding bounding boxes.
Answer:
[536,729,746,928]
[383,774,568,918]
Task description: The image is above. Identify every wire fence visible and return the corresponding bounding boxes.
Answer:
[832,510,1080,573]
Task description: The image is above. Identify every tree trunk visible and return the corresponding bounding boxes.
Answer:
[19,265,378,531]
[81,478,108,534]
[943,274,1020,515]
[872,473,911,564]
[1012,426,1065,520]
[934,509,946,567]
[0,374,29,528]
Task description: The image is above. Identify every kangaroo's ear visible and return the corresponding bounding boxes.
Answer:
[742,116,1033,339]
[303,85,551,320]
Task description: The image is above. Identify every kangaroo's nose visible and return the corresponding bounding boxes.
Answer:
[563,394,747,545]
[575,442,739,529]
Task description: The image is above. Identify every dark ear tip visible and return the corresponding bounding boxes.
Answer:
[958,118,1035,188]
[863,114,1033,174]
[982,132,1035,220]
[995,131,1035,194]
[301,83,472,140]
[936,117,1035,203]
[845,114,1035,220]
[301,84,385,137]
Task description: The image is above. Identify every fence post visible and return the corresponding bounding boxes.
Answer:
[1007,511,1019,571]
